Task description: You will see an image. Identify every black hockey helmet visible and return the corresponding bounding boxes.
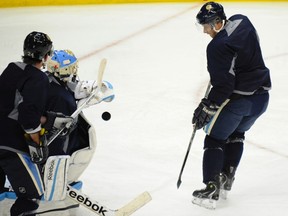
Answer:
[196,2,226,25]
[23,31,53,60]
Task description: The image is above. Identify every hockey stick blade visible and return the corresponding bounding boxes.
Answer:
[66,185,151,216]
[176,125,197,189]
[177,179,182,189]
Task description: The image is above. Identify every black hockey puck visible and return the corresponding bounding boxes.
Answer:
[102,111,111,121]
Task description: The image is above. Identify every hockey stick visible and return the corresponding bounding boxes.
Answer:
[0,184,151,216]
[177,82,211,189]
[46,58,107,146]
[67,185,152,216]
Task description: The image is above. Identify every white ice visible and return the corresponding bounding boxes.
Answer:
[0,2,287,216]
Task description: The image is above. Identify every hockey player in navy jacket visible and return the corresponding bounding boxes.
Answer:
[0,31,53,216]
[191,2,271,209]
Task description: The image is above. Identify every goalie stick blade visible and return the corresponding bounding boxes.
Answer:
[66,185,151,216]
[115,191,152,216]
[67,185,116,216]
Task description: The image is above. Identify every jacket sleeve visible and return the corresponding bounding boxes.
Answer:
[18,67,49,133]
[206,41,236,105]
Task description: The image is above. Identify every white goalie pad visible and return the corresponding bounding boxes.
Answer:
[67,113,97,184]
[43,155,70,201]
[0,181,83,216]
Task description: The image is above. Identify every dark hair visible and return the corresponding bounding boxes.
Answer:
[22,56,42,65]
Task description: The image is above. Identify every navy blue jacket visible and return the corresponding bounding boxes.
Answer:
[0,62,49,154]
[45,74,77,116]
[206,14,271,105]
[45,74,79,155]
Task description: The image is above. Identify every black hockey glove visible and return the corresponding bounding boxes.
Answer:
[192,98,219,130]
[26,133,49,164]
[43,111,75,136]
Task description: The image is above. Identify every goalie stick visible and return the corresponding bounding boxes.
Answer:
[46,58,107,146]
[66,185,152,216]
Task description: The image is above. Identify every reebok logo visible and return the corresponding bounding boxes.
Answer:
[67,186,108,216]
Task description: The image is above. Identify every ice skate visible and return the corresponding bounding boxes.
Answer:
[192,181,219,210]
[219,170,235,200]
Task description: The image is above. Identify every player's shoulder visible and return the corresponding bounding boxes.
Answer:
[14,65,49,90]
[228,14,252,28]
[229,14,248,21]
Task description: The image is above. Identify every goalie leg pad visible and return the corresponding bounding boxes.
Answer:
[43,155,70,201]
[68,114,97,183]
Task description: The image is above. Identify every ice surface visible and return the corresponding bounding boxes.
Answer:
[0,2,287,215]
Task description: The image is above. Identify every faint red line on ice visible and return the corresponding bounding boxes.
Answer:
[264,53,288,60]
[246,139,288,159]
[78,4,201,61]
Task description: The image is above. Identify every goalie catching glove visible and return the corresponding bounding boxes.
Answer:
[76,80,115,108]
[192,98,219,130]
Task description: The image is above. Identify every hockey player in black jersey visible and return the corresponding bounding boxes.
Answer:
[0,31,53,216]
[191,2,271,209]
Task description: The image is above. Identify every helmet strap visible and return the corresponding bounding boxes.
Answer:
[212,20,225,33]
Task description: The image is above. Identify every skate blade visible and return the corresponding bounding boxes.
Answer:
[219,189,228,200]
[192,197,217,210]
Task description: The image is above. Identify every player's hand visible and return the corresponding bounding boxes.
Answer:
[192,98,219,130]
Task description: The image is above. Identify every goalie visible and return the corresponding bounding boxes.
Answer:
[0,49,115,215]
[42,49,114,186]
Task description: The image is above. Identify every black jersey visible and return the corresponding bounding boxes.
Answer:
[45,74,77,116]
[206,14,271,105]
[0,62,49,153]
[45,73,79,155]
